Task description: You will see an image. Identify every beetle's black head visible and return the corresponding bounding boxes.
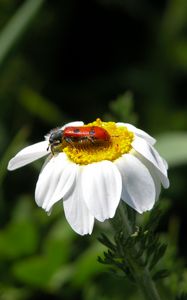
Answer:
[49,129,63,146]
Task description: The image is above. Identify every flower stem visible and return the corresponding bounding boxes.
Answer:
[110,202,161,300]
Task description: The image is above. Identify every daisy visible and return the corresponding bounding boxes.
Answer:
[7,119,169,235]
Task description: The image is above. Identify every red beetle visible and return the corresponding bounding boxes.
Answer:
[49,126,110,153]
[63,126,110,143]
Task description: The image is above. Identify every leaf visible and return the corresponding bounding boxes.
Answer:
[161,0,187,38]
[12,219,76,290]
[0,0,45,66]
[173,40,187,69]
[72,243,105,287]
[12,255,59,289]
[0,219,38,259]
[149,244,167,270]
[19,87,65,125]
[0,126,30,185]
[0,285,30,300]
[152,269,170,281]
[104,91,137,124]
[176,293,187,300]
[43,218,76,265]
[155,132,187,167]
[98,233,116,251]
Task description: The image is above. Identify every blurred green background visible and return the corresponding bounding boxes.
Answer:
[1,0,187,299]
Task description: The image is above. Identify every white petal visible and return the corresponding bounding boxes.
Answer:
[115,154,156,213]
[82,161,122,222]
[35,153,77,211]
[162,157,169,170]
[146,164,161,201]
[61,121,84,130]
[7,141,49,171]
[117,122,156,145]
[132,136,169,188]
[133,152,161,201]
[63,169,94,235]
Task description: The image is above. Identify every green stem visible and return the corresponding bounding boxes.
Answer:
[0,0,45,66]
[111,202,161,300]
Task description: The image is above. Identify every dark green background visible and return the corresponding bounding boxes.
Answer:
[1,0,187,299]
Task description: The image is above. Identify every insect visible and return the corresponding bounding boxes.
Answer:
[48,126,110,153]
[48,128,63,153]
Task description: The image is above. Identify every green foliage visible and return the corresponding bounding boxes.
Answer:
[104,92,137,124]
[98,206,168,283]
[98,204,187,299]
[155,132,187,167]
[0,197,107,298]
[176,294,187,300]
[0,219,38,259]
[19,88,65,126]
[0,127,30,184]
[0,0,187,299]
[0,0,45,66]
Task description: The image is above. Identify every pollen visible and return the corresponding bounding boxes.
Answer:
[61,119,134,165]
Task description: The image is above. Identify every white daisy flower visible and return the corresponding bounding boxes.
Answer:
[7,119,169,235]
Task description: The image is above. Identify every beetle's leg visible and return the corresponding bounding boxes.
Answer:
[65,137,75,147]
[50,140,62,155]
[86,136,95,144]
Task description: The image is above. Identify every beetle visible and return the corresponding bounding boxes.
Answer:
[48,126,110,153]
[48,128,63,154]
[63,126,110,144]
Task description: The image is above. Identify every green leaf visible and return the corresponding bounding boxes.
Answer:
[161,0,187,38]
[43,218,76,265]
[149,244,167,270]
[0,126,30,185]
[152,269,170,281]
[72,242,105,287]
[12,255,59,289]
[0,285,30,300]
[176,293,187,300]
[0,219,38,259]
[155,132,187,167]
[104,91,137,124]
[19,87,65,125]
[173,40,187,69]
[98,233,116,251]
[0,0,45,66]
[11,218,76,290]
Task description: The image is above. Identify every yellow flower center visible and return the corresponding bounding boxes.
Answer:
[60,119,134,165]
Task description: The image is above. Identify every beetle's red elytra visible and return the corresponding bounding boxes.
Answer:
[63,126,110,143]
[49,126,110,153]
